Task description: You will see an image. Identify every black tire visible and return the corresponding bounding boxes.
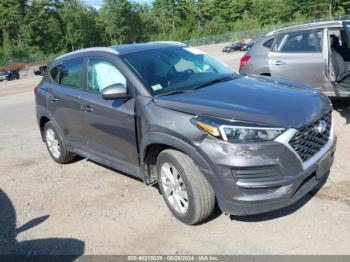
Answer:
[43,121,75,164]
[157,149,215,225]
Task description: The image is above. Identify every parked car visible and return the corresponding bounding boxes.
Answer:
[34,66,47,76]
[222,42,247,52]
[240,20,350,97]
[0,70,20,81]
[0,71,7,82]
[35,42,336,225]
[239,35,275,74]
[240,35,263,51]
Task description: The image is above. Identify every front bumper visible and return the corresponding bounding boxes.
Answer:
[197,127,337,216]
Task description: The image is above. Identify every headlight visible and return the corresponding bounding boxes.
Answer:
[191,117,285,143]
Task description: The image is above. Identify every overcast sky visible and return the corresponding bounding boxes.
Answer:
[85,0,153,9]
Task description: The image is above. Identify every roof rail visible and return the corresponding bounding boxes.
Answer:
[148,41,187,46]
[55,47,119,60]
[266,19,349,36]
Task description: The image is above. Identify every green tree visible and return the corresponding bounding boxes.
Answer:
[0,0,26,58]
[2,30,13,60]
[234,11,260,32]
[1,0,350,65]
[21,0,63,55]
[252,0,295,27]
[0,0,24,36]
[99,0,143,44]
[61,0,103,51]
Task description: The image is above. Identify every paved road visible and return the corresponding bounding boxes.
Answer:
[0,48,349,255]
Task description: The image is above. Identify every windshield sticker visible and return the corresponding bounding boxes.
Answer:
[185,47,206,55]
[151,84,163,91]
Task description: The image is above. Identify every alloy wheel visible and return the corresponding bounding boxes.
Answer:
[45,128,61,159]
[160,162,189,214]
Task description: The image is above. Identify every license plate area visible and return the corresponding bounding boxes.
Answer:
[316,152,333,180]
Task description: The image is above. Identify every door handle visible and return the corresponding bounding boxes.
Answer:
[273,60,286,66]
[81,105,94,112]
[50,97,59,102]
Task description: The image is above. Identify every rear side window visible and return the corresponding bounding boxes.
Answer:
[50,65,60,82]
[263,39,274,49]
[274,31,321,53]
[59,59,83,88]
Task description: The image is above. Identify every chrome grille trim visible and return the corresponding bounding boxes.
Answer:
[275,111,335,171]
[289,111,332,162]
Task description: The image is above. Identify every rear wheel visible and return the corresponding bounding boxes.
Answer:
[44,121,75,164]
[157,149,215,225]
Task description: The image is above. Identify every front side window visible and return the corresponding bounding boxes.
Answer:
[87,59,126,93]
[59,59,83,88]
[122,46,234,95]
[274,31,321,53]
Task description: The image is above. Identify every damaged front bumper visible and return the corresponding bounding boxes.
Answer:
[196,127,337,216]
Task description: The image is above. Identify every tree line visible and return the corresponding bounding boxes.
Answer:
[0,0,349,63]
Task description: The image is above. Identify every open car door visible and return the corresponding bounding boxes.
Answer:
[268,30,325,89]
[327,21,350,95]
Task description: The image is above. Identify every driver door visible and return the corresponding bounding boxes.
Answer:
[80,56,139,174]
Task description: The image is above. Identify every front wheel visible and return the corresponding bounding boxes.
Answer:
[157,149,215,225]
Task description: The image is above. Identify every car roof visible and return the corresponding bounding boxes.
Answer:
[54,41,187,63]
[112,41,187,54]
[267,20,350,36]
[244,35,274,55]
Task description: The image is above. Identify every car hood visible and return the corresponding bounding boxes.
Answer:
[154,75,331,129]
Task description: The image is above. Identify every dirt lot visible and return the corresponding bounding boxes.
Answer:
[0,46,350,255]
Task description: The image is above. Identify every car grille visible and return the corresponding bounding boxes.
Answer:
[289,111,332,162]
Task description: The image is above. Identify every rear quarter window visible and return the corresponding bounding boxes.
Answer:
[50,65,60,82]
[263,39,274,49]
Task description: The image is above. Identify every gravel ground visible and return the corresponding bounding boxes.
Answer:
[0,46,350,255]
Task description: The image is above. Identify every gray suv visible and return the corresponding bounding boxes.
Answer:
[240,20,350,97]
[35,42,336,225]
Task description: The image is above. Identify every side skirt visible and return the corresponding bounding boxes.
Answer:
[67,144,144,181]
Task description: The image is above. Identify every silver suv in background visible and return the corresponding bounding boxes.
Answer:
[239,35,274,76]
[240,20,350,97]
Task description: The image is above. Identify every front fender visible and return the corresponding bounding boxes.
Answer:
[140,131,225,206]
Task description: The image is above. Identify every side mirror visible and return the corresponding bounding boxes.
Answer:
[101,83,130,100]
[39,66,47,76]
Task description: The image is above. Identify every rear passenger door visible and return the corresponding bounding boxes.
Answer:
[46,59,86,148]
[79,56,139,173]
[268,30,325,89]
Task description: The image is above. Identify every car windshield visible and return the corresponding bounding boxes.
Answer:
[122,46,235,95]
[0,71,6,76]
[345,23,350,37]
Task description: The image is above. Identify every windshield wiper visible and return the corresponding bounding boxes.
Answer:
[155,89,192,97]
[154,74,238,97]
[191,75,237,90]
